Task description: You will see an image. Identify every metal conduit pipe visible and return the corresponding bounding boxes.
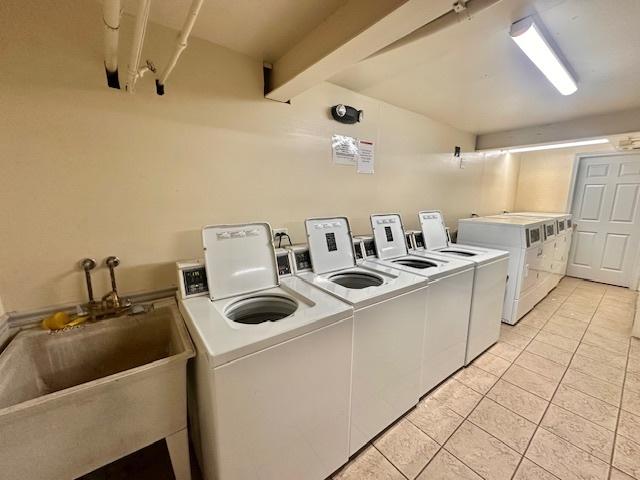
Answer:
[125,0,152,93]
[103,0,121,89]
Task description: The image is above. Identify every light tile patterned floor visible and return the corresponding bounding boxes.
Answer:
[334,277,640,480]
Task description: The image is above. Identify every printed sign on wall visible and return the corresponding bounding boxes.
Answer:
[331,135,375,174]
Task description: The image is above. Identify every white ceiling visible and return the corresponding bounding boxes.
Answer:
[121,0,640,136]
[121,0,347,62]
[329,0,640,134]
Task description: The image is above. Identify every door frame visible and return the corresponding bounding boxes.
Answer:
[566,151,640,291]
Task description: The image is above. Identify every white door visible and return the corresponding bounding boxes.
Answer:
[567,154,640,286]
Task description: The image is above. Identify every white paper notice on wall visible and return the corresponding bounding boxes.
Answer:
[357,140,375,174]
[332,134,359,166]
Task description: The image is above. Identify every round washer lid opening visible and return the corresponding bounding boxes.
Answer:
[392,258,438,269]
[225,295,298,325]
[441,249,476,257]
[329,271,383,289]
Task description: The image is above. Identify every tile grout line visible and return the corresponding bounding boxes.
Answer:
[410,334,535,479]
[371,444,410,480]
[504,285,602,472]
[505,284,584,479]
[509,285,613,480]
[473,282,628,479]
[343,281,635,480]
[410,284,576,480]
[606,310,635,480]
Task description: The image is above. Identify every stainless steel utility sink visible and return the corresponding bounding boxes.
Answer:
[0,301,195,480]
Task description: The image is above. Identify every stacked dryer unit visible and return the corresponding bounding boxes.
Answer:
[295,217,429,455]
[458,216,548,325]
[416,211,509,359]
[365,213,475,391]
[488,214,558,292]
[176,223,354,480]
[504,212,573,284]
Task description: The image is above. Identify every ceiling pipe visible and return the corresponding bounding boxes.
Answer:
[369,0,502,59]
[155,0,204,95]
[125,0,152,93]
[103,0,121,89]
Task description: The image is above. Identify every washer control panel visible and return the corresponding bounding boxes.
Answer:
[354,242,363,260]
[288,247,313,273]
[405,233,414,250]
[276,249,293,277]
[176,259,209,299]
[363,240,376,258]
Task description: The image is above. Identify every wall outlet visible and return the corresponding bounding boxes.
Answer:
[272,228,289,242]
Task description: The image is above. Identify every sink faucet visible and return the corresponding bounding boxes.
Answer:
[79,256,131,319]
[102,256,124,309]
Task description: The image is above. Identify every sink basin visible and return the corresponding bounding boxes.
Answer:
[0,301,195,480]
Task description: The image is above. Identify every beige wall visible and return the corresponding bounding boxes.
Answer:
[513,143,616,212]
[0,1,520,312]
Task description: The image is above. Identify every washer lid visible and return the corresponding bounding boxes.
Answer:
[419,210,449,250]
[202,223,278,300]
[305,217,356,274]
[371,213,408,260]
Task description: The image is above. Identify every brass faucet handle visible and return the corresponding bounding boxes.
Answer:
[101,291,121,309]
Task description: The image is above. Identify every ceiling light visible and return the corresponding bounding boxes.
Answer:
[510,17,577,95]
[505,138,609,154]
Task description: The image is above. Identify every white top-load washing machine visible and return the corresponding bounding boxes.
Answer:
[177,223,354,480]
[458,216,548,325]
[504,212,573,282]
[366,213,475,391]
[296,217,429,455]
[417,211,509,356]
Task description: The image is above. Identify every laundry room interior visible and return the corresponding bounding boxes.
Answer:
[1,1,640,479]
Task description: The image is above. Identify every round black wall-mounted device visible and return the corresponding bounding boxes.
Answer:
[331,104,363,124]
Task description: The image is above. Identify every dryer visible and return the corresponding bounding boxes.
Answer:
[504,212,573,282]
[489,214,558,292]
[417,211,509,357]
[177,223,354,480]
[366,213,475,390]
[458,216,547,325]
[296,217,429,455]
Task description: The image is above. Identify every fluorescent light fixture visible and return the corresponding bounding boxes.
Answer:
[510,17,577,95]
[505,138,608,153]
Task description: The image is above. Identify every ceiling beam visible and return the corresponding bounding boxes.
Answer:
[265,0,452,102]
[476,107,640,150]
